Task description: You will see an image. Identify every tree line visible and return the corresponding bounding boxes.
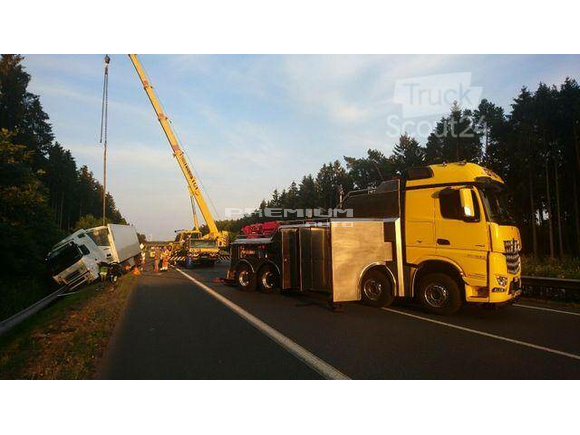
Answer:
[0,54,125,317]
[217,78,580,259]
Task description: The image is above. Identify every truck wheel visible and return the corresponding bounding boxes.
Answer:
[418,273,462,315]
[360,269,394,307]
[258,265,278,293]
[236,264,256,292]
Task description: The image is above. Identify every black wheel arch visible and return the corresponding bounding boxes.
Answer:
[235,259,256,274]
[358,264,396,298]
[256,260,281,278]
[412,260,465,300]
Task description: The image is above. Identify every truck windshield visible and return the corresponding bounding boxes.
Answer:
[189,240,217,248]
[87,228,110,246]
[47,243,82,275]
[478,186,513,225]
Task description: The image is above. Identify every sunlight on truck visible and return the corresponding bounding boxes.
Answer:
[226,162,522,315]
[47,224,141,290]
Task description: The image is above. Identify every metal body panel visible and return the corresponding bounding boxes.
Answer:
[299,227,331,292]
[330,220,394,302]
[281,229,299,289]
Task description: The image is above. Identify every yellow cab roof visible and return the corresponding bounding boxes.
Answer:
[405,162,504,188]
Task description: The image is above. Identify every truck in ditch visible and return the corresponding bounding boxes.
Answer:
[47,224,141,290]
[225,162,522,315]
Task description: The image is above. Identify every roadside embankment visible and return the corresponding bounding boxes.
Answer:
[0,274,137,379]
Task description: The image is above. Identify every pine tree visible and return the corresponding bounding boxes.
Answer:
[392,133,425,174]
[425,102,482,164]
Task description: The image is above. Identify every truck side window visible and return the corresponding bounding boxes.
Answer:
[439,190,480,221]
[79,245,90,255]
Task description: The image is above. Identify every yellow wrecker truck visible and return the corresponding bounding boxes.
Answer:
[227,162,522,315]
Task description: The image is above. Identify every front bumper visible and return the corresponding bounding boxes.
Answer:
[188,252,219,262]
[485,278,522,303]
[488,251,522,303]
[465,251,521,304]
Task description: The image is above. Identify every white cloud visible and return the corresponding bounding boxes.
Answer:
[276,55,457,124]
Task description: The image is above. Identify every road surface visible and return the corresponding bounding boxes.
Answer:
[99,261,580,379]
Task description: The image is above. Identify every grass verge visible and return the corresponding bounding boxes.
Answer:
[0,273,137,379]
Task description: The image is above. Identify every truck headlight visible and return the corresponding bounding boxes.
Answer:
[495,275,508,287]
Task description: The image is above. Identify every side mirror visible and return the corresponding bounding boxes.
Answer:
[459,188,475,219]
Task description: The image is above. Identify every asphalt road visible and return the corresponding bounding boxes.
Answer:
[99,260,580,379]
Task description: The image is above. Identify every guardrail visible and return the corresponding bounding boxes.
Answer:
[0,286,67,338]
[521,275,580,302]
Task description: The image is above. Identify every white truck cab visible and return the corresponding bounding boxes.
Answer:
[47,230,106,289]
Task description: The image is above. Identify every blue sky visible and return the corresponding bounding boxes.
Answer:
[23,54,580,240]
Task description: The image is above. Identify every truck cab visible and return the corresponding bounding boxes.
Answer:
[404,162,522,311]
[188,238,220,265]
[171,230,220,266]
[47,230,106,289]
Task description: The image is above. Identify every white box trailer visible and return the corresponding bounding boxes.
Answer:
[86,224,141,265]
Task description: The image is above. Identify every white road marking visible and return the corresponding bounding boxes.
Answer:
[381,307,580,361]
[514,304,580,317]
[175,268,350,380]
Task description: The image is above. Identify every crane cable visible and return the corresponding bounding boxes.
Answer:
[100,54,110,144]
[100,54,111,226]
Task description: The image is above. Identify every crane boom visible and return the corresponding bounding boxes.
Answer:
[128,54,219,235]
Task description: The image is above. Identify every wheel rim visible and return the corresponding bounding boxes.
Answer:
[363,278,383,301]
[261,271,275,289]
[424,283,449,308]
[238,270,249,287]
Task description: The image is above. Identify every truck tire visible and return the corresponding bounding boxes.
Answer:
[257,264,278,293]
[360,269,394,307]
[418,272,462,315]
[236,263,256,292]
